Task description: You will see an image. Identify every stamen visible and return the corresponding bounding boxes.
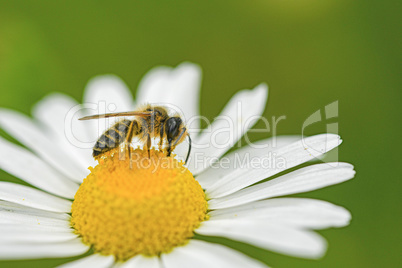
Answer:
[71,149,208,260]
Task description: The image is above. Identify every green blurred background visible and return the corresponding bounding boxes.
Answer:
[0,1,400,267]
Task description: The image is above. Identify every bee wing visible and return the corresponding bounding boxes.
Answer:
[79,111,152,120]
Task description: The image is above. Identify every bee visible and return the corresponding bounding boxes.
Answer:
[79,105,191,166]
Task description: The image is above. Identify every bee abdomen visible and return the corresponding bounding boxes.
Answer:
[93,119,132,157]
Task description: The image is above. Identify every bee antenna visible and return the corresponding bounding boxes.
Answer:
[185,134,192,164]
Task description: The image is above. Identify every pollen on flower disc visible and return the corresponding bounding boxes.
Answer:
[71,149,208,260]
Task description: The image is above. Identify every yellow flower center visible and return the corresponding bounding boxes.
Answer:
[71,149,208,261]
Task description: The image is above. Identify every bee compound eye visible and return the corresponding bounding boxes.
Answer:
[165,117,182,140]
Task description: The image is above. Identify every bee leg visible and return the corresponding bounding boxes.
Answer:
[147,134,151,159]
[127,144,133,169]
[125,120,137,170]
[159,122,164,152]
[167,141,172,157]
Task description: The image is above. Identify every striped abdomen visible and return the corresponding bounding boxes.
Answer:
[93,119,132,157]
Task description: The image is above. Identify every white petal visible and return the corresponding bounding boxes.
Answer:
[188,84,268,175]
[0,238,89,260]
[32,93,96,171]
[209,198,351,229]
[161,239,268,268]
[196,136,301,189]
[0,108,88,182]
[83,75,135,138]
[0,224,77,244]
[0,200,70,220]
[197,220,327,259]
[119,255,160,268]
[57,254,115,268]
[32,93,91,144]
[0,222,73,232]
[0,182,72,212]
[0,136,79,199]
[0,200,71,227]
[208,163,355,209]
[206,134,343,198]
[136,62,202,130]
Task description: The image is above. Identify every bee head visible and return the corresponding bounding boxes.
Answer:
[164,117,187,156]
[165,117,183,143]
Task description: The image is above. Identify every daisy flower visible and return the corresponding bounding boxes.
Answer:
[0,62,355,267]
